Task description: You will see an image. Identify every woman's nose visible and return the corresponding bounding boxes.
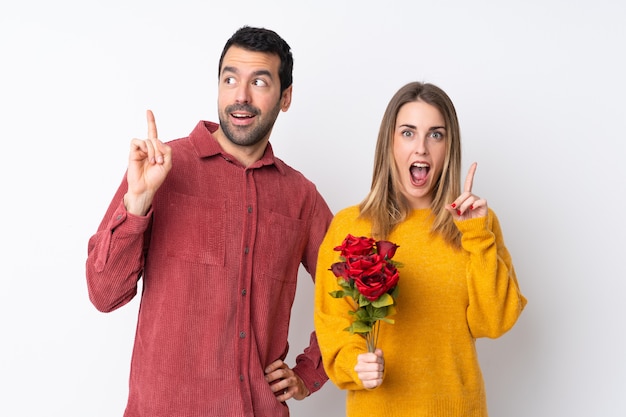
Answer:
[414,138,427,155]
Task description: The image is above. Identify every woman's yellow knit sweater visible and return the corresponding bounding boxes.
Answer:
[314,206,526,417]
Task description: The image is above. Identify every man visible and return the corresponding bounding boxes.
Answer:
[86,26,332,417]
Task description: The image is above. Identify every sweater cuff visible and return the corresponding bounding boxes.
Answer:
[454,210,492,237]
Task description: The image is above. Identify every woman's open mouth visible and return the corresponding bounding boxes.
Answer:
[410,162,429,187]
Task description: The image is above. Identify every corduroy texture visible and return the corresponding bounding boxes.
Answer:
[314,206,526,417]
[86,121,333,417]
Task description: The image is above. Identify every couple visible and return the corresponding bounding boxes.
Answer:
[86,26,526,417]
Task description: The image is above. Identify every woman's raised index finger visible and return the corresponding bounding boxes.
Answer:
[464,162,478,193]
[146,109,158,139]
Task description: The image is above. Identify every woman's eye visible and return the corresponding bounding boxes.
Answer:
[430,131,443,140]
[401,130,413,138]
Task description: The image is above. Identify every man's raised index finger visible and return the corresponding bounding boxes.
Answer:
[464,162,477,193]
[146,109,158,139]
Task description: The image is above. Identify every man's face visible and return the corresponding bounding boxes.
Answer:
[217,46,292,147]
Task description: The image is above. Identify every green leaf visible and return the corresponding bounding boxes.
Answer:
[350,321,373,334]
[329,290,345,298]
[337,277,351,288]
[358,294,371,307]
[371,306,389,320]
[372,293,394,308]
[390,285,399,299]
[354,308,369,321]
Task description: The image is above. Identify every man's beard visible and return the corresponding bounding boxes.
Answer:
[219,100,282,147]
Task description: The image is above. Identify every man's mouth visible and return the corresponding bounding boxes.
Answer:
[227,104,259,118]
[231,112,255,119]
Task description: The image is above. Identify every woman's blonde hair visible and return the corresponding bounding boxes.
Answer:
[359,82,462,247]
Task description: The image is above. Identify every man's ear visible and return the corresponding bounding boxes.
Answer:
[280,85,293,112]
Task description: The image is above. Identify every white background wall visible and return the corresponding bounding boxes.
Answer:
[1,1,625,416]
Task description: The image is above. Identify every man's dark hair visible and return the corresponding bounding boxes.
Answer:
[218,26,293,94]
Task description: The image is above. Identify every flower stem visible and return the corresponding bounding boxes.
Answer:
[366,321,380,353]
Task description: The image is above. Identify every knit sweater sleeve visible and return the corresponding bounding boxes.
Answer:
[455,208,527,338]
[313,207,369,391]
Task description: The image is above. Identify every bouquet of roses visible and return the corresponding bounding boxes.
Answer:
[328,234,401,352]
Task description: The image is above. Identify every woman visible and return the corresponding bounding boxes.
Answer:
[314,82,527,416]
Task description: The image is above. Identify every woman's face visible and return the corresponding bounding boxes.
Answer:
[392,100,447,209]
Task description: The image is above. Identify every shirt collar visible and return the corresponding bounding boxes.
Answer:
[189,121,285,174]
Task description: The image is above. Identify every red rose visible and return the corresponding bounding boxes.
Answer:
[345,254,380,277]
[330,261,351,280]
[351,254,399,301]
[376,240,399,260]
[334,234,376,258]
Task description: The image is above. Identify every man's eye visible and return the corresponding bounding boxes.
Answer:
[225,77,236,85]
[253,79,268,87]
